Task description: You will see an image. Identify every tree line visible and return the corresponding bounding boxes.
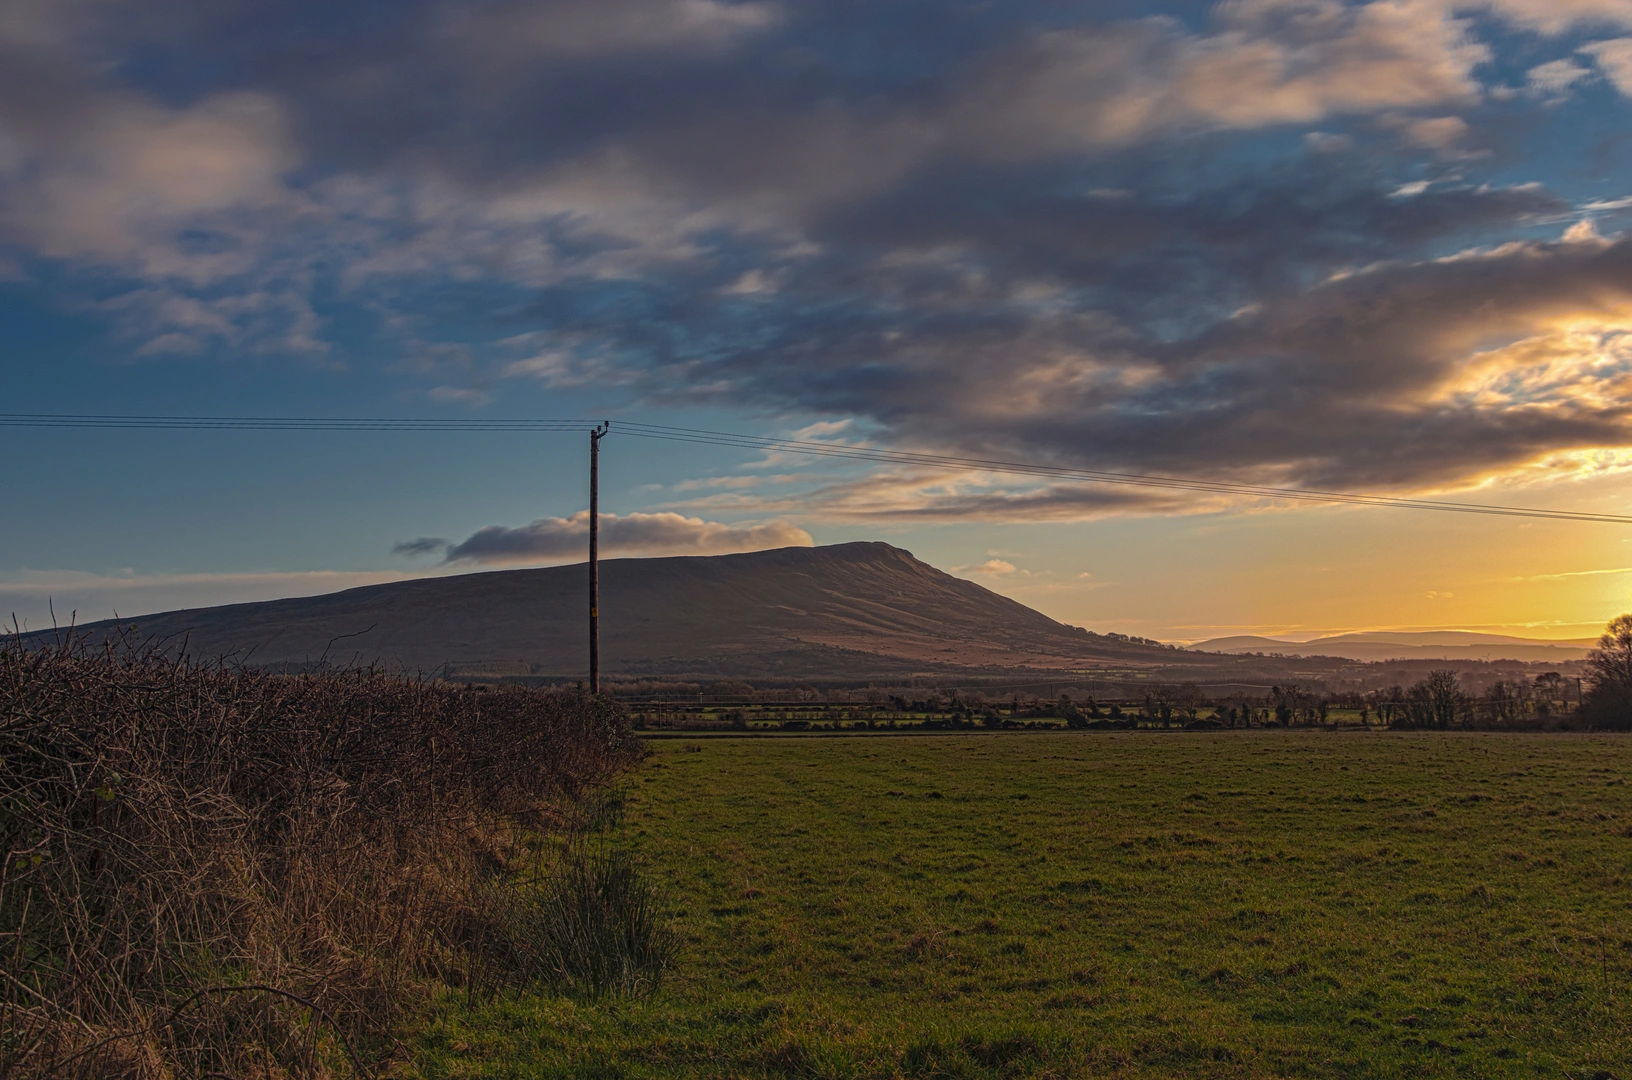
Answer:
[1116,616,1632,731]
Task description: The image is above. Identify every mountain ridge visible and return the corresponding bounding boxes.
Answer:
[41,542,1202,678]
[1190,630,1597,663]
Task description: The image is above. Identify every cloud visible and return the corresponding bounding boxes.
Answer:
[446,0,780,60]
[426,385,495,406]
[1583,37,1632,94]
[664,459,1217,524]
[0,87,297,269]
[0,0,1538,326]
[4,0,1632,521]
[1477,0,1632,34]
[1396,115,1474,153]
[1526,58,1593,99]
[945,1,1487,162]
[437,511,812,563]
[956,559,1017,576]
[0,0,1502,300]
[393,537,449,557]
[1564,218,1603,243]
[1520,565,1632,580]
[648,224,1632,511]
[1304,131,1354,152]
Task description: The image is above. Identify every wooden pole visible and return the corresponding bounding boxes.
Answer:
[589,423,608,693]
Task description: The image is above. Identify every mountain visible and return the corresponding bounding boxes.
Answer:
[1312,631,1597,649]
[1190,630,1597,663]
[45,543,1202,678]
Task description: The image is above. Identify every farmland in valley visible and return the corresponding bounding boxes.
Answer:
[414,731,1632,1079]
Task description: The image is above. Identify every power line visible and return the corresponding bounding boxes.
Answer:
[2,412,1629,525]
[0,413,586,431]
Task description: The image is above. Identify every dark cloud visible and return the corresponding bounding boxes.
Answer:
[392,537,448,557]
[5,0,1632,510]
[599,226,1632,496]
[439,512,812,563]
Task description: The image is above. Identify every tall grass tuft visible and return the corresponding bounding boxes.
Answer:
[0,631,646,1078]
[501,841,678,998]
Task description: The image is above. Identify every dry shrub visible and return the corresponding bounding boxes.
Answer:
[0,632,643,1078]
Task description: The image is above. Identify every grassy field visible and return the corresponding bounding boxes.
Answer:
[412,732,1632,1079]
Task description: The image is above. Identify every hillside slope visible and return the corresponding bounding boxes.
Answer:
[52,543,1198,677]
[1191,630,1594,664]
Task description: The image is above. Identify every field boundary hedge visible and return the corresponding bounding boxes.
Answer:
[0,632,643,1078]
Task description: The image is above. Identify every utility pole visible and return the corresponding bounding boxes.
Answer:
[589,422,609,694]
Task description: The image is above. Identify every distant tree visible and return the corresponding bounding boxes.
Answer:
[1401,670,1463,729]
[1583,615,1632,731]
[1536,672,1564,708]
[1270,686,1294,727]
[1428,670,1464,729]
[1399,683,1431,729]
[1173,683,1203,721]
[1054,693,1087,728]
[1390,686,1409,726]
[1147,684,1175,727]
[1483,680,1527,726]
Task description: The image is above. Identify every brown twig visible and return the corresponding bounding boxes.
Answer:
[49,983,373,1080]
[0,629,641,1079]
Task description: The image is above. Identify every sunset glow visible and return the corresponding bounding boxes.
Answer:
[6,0,1632,641]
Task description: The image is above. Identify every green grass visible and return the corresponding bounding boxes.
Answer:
[412,732,1632,1078]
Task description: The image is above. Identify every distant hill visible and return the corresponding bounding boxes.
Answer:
[1191,630,1596,664]
[44,543,1205,679]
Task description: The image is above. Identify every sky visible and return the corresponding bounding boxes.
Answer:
[6,0,1632,642]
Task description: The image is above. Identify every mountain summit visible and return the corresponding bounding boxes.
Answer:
[56,543,1190,678]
